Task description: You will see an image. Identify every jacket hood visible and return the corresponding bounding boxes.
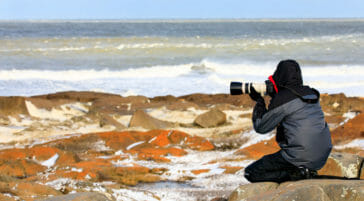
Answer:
[272,60,303,88]
[272,60,319,103]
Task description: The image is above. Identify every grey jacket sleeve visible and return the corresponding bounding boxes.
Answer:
[253,103,287,134]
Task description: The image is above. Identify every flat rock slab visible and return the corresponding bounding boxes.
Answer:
[229,179,364,201]
[40,192,113,201]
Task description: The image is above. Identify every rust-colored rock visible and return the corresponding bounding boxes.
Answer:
[235,138,279,159]
[186,136,215,151]
[191,169,210,175]
[331,112,364,144]
[149,130,171,147]
[221,166,243,174]
[0,159,45,178]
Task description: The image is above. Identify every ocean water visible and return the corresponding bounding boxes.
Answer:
[0,19,364,97]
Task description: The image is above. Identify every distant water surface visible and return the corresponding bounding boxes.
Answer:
[0,19,363,96]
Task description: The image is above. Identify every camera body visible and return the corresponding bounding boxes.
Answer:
[230,80,275,96]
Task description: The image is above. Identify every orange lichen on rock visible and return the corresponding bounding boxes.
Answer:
[185,136,215,151]
[317,157,343,177]
[220,166,243,174]
[135,147,187,157]
[149,131,171,147]
[331,113,364,144]
[0,159,46,178]
[235,138,280,159]
[137,153,171,162]
[98,131,137,150]
[191,169,210,175]
[0,148,27,160]
[28,147,60,161]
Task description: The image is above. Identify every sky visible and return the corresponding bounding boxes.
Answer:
[0,0,363,20]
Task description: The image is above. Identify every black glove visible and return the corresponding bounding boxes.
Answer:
[252,100,266,122]
[249,85,264,103]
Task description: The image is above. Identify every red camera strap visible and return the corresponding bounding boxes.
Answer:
[268,75,279,93]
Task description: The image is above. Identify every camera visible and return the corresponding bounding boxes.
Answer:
[230,80,274,96]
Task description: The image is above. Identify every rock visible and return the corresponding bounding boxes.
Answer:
[229,179,364,201]
[40,192,114,201]
[0,159,46,178]
[229,182,279,201]
[129,109,175,129]
[0,96,29,116]
[99,114,126,130]
[194,108,227,128]
[318,152,363,178]
[211,198,228,201]
[320,93,364,115]
[0,181,61,201]
[234,138,280,159]
[179,93,255,108]
[331,112,364,144]
[0,194,16,201]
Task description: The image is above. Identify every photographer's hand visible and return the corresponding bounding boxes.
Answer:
[250,86,266,122]
[249,85,264,103]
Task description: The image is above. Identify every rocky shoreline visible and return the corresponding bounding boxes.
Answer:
[0,91,363,200]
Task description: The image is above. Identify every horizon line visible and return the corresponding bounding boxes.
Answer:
[1,17,364,23]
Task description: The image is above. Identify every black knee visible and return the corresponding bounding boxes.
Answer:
[244,164,257,182]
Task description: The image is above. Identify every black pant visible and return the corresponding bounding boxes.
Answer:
[244,151,299,183]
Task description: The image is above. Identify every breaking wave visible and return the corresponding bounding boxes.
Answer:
[0,60,363,97]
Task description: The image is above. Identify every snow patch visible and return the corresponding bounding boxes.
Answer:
[339,111,359,126]
[239,130,275,149]
[71,168,83,173]
[41,153,59,168]
[126,141,145,150]
[335,139,364,150]
[112,188,160,201]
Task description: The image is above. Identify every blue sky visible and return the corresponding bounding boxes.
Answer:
[0,0,363,19]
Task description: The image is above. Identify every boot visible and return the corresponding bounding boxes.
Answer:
[289,166,317,181]
[298,166,317,179]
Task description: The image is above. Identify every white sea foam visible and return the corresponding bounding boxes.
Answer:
[0,60,363,97]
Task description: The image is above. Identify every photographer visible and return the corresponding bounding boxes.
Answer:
[244,60,332,183]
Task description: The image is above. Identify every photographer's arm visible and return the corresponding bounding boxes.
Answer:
[249,85,285,134]
[253,103,286,134]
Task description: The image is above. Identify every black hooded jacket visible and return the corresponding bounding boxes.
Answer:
[252,60,332,170]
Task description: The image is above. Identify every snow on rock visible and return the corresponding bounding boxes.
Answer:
[126,141,145,150]
[239,130,275,149]
[25,101,88,121]
[335,139,364,150]
[41,153,59,168]
[112,188,160,201]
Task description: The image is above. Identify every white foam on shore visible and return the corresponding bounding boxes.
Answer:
[0,60,363,97]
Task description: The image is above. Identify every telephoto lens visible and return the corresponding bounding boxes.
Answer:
[230,82,267,95]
